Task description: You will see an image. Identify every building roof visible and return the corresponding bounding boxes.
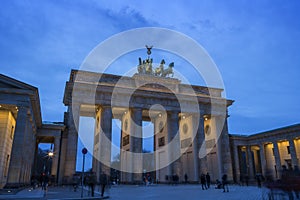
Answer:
[0,73,42,127]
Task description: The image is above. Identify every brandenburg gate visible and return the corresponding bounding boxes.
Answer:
[62,51,234,184]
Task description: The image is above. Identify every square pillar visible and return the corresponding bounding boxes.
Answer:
[51,136,61,179]
[7,106,28,186]
[64,104,80,182]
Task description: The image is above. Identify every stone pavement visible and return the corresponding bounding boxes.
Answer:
[0,184,278,200]
[0,185,107,200]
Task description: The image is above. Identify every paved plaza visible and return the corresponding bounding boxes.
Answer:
[0,184,267,200]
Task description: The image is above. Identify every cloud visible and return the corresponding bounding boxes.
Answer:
[1,0,300,135]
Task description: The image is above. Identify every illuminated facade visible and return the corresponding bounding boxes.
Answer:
[230,124,300,183]
[0,71,299,188]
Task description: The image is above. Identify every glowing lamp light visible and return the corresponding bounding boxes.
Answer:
[48,152,54,157]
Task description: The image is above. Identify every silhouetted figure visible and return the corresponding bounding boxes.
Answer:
[40,173,49,191]
[184,173,188,184]
[173,174,179,185]
[100,172,108,197]
[222,174,229,192]
[255,174,262,188]
[206,173,211,188]
[200,173,207,190]
[293,166,300,199]
[72,175,80,192]
[215,179,222,189]
[281,165,295,200]
[86,173,96,197]
[147,173,152,185]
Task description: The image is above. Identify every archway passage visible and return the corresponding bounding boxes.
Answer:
[35,143,54,176]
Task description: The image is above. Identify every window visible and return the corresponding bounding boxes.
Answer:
[122,135,129,146]
[287,146,290,154]
[158,137,165,147]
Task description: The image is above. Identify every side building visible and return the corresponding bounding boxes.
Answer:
[0,74,66,188]
[229,124,300,183]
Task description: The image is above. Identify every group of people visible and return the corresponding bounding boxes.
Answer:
[165,174,180,185]
[71,171,108,197]
[200,172,211,190]
[143,173,153,185]
[199,172,229,192]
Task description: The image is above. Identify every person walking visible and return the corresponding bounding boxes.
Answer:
[184,173,188,184]
[40,173,49,197]
[222,174,229,192]
[255,174,262,188]
[200,173,207,190]
[206,173,211,189]
[100,172,108,197]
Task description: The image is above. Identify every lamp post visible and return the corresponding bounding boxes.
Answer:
[48,151,54,175]
[81,148,88,198]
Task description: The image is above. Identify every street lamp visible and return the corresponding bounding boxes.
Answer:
[48,151,54,157]
[81,148,88,198]
[46,151,54,176]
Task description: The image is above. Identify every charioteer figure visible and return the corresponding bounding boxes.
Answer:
[136,45,174,77]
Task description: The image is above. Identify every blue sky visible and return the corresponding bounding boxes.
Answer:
[1,1,300,169]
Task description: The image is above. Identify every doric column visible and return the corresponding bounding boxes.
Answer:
[93,108,101,182]
[191,114,200,182]
[51,136,61,179]
[210,115,223,179]
[167,111,181,178]
[246,146,254,179]
[220,117,233,180]
[259,144,267,176]
[99,106,112,175]
[288,139,298,168]
[7,106,28,185]
[233,145,240,183]
[130,108,143,183]
[272,141,281,179]
[64,104,80,182]
[197,115,207,178]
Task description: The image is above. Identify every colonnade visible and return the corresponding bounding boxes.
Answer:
[232,137,300,182]
[63,103,232,184]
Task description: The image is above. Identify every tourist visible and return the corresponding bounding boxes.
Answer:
[40,173,49,191]
[293,166,300,199]
[200,173,207,190]
[215,179,222,189]
[100,172,108,197]
[206,172,211,188]
[255,173,262,188]
[222,174,229,192]
[184,173,188,184]
[86,172,96,197]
